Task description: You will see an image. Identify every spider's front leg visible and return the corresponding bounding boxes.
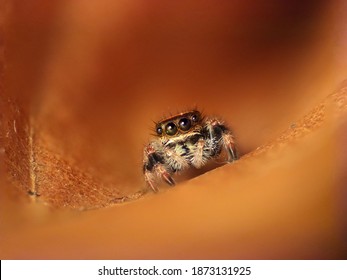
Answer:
[205,118,238,162]
[143,144,175,192]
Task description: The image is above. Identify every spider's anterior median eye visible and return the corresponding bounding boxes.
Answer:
[179,118,191,131]
[156,126,163,135]
[165,122,178,136]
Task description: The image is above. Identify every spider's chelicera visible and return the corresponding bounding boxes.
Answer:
[143,110,237,192]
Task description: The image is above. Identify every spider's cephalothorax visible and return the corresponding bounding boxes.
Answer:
[143,110,237,192]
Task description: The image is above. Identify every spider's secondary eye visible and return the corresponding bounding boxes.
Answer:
[191,114,199,122]
[179,118,191,131]
[156,126,163,135]
[165,122,178,136]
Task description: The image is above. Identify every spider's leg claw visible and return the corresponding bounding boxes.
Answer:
[149,182,159,193]
[144,170,159,192]
[163,173,175,186]
[228,146,238,162]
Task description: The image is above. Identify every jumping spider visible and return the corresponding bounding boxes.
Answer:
[143,110,237,192]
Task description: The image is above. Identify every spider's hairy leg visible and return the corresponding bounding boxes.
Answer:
[155,164,175,186]
[143,168,158,192]
[221,130,237,162]
[143,144,175,192]
[205,117,238,162]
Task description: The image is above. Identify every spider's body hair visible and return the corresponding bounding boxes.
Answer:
[143,111,237,192]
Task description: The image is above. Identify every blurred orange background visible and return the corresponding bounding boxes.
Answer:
[1,0,347,259]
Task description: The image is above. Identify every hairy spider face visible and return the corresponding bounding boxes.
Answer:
[155,110,202,137]
[143,110,237,192]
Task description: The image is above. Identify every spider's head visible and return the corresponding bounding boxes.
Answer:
[155,110,202,138]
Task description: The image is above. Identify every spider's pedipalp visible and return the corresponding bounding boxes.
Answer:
[190,138,208,168]
[163,142,190,172]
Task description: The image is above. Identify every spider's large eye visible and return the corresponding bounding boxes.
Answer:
[156,126,163,135]
[165,122,178,136]
[179,118,191,131]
